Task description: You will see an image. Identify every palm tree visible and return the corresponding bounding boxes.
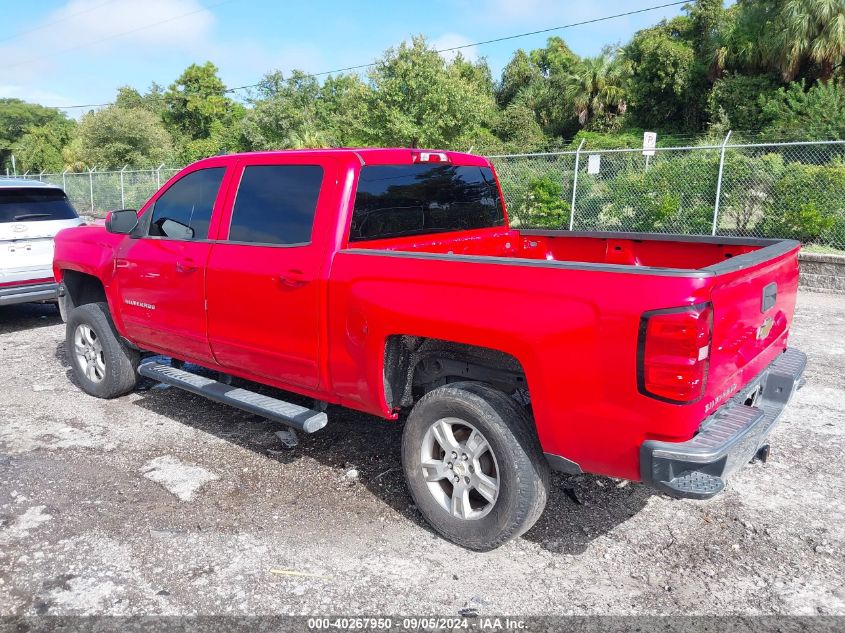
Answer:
[768,0,845,81]
[564,54,627,127]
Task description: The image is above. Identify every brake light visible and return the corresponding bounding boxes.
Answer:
[412,151,450,163]
[637,303,712,404]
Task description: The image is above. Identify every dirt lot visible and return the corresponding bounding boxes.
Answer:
[0,291,843,617]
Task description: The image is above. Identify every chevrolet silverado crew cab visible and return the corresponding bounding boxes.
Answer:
[53,149,806,550]
[1,179,82,307]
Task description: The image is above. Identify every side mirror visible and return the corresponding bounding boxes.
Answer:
[105,209,139,235]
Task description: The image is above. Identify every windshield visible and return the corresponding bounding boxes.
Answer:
[350,164,505,241]
[0,188,79,223]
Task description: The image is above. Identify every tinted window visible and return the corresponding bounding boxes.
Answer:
[350,164,504,242]
[228,165,323,245]
[148,168,225,240]
[0,188,78,223]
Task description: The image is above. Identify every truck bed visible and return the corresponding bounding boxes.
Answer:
[335,228,800,480]
[348,228,797,275]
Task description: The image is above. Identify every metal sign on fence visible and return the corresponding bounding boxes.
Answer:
[642,132,657,157]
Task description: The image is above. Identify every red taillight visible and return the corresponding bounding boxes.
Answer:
[637,303,712,403]
[412,151,450,164]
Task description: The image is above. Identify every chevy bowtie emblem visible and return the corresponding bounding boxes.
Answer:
[756,316,774,340]
[12,224,26,233]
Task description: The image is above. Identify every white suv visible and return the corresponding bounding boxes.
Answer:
[0,179,83,306]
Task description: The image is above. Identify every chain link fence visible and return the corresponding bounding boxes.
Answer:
[13,166,182,217]
[11,138,845,251]
[492,138,845,251]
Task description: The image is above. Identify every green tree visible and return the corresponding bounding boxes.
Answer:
[497,49,543,106]
[760,80,845,139]
[75,105,173,169]
[239,70,326,150]
[493,102,546,151]
[163,62,241,143]
[0,99,71,171]
[707,73,781,130]
[766,0,845,81]
[564,52,627,128]
[115,83,166,117]
[497,38,582,139]
[13,119,75,173]
[365,36,497,148]
[625,17,702,128]
[316,74,373,146]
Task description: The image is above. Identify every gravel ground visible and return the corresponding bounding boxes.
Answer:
[0,291,843,617]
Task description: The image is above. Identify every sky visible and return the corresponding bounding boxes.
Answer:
[0,0,688,116]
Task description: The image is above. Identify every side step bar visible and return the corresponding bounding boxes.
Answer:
[138,361,327,433]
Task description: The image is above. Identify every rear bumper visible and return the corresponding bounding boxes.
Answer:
[0,281,59,306]
[640,348,807,499]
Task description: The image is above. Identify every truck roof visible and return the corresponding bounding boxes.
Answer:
[195,148,491,168]
[0,178,62,189]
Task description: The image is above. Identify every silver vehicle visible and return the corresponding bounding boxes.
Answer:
[0,179,83,306]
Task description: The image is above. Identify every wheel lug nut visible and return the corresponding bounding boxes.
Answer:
[454,476,460,483]
[461,454,468,461]
[465,476,470,484]
[451,451,457,460]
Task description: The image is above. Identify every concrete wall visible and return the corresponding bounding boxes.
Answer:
[799,252,845,293]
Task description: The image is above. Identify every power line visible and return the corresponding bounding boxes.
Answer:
[45,0,687,109]
[224,0,689,93]
[0,0,118,44]
[4,0,238,71]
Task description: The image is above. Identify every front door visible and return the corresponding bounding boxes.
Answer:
[114,166,227,363]
[206,157,332,390]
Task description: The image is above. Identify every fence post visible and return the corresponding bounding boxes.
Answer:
[155,164,165,189]
[569,138,585,231]
[62,168,68,191]
[39,170,45,182]
[120,165,127,209]
[712,130,732,236]
[88,166,96,214]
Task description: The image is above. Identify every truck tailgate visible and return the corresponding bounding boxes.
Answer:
[705,244,800,412]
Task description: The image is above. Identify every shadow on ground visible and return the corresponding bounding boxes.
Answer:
[54,345,652,554]
[0,303,61,335]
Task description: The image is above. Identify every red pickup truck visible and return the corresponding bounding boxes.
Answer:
[53,148,806,550]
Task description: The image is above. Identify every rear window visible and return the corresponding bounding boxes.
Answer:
[0,188,78,223]
[228,164,323,245]
[350,164,505,242]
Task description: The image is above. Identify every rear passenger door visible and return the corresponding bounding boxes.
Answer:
[205,156,333,390]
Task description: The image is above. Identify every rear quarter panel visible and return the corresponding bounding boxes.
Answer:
[328,250,714,480]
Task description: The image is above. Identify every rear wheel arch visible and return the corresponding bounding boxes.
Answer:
[382,335,530,410]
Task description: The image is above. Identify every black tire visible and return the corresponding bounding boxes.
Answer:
[401,381,550,551]
[66,302,140,398]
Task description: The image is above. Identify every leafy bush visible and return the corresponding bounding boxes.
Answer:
[510,177,571,228]
[707,74,781,132]
[597,151,716,233]
[760,81,845,141]
[761,162,845,244]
